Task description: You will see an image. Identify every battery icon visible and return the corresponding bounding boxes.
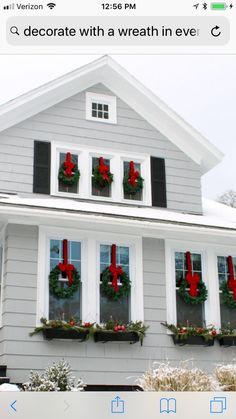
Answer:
[211,2,227,9]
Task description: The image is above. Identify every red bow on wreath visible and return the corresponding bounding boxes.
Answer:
[64,152,75,177]
[128,161,140,187]
[109,244,124,293]
[57,239,74,286]
[185,251,200,297]
[227,256,236,300]
[99,157,110,182]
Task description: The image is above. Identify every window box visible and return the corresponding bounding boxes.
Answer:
[94,330,139,344]
[42,328,89,341]
[218,336,236,347]
[172,335,214,346]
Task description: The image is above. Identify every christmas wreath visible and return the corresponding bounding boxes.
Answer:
[93,157,113,188]
[220,256,236,309]
[49,239,81,299]
[58,152,80,186]
[178,251,208,305]
[123,161,144,195]
[101,244,131,301]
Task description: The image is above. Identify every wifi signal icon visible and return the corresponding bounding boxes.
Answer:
[47,3,56,9]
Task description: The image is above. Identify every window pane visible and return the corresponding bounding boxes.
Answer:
[175,252,204,325]
[100,288,129,323]
[176,292,204,325]
[123,161,142,201]
[220,294,236,329]
[100,244,130,323]
[49,287,81,321]
[92,157,111,198]
[49,240,81,320]
[100,245,110,265]
[58,153,78,194]
[50,239,61,260]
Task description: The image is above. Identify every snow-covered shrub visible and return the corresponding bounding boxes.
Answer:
[138,361,216,391]
[215,364,236,391]
[23,360,84,392]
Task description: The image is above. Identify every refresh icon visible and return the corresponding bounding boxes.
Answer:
[211,25,221,37]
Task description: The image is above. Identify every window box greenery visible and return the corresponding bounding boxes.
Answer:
[30,318,93,342]
[162,322,217,347]
[93,320,148,345]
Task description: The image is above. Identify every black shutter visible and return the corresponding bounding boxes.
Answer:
[33,141,51,194]
[151,157,167,208]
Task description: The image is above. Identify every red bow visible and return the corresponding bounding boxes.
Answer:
[185,251,200,297]
[99,157,110,182]
[64,152,75,177]
[109,244,124,292]
[128,161,139,187]
[227,256,236,300]
[57,239,74,286]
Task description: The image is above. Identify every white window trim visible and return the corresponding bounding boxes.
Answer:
[0,227,5,328]
[86,92,117,124]
[50,141,151,206]
[37,226,143,326]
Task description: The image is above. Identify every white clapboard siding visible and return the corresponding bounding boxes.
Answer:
[0,83,202,214]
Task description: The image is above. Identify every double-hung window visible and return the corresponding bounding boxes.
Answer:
[49,239,82,321]
[217,256,236,328]
[58,151,79,195]
[99,244,130,323]
[175,251,204,325]
[91,156,112,198]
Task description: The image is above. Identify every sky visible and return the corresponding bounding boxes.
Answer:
[0,54,235,200]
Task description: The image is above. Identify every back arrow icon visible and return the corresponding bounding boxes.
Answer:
[211,25,221,37]
[10,400,17,412]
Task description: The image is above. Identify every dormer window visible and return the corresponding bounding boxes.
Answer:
[86,92,117,124]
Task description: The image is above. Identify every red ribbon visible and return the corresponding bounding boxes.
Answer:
[185,251,200,297]
[128,161,139,187]
[64,152,75,177]
[98,157,109,182]
[58,239,74,286]
[109,244,124,293]
[227,256,236,300]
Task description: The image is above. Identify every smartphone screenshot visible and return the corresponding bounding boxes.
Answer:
[0,0,235,417]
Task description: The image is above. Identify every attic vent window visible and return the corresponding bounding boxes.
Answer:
[86,92,117,124]
[92,102,109,120]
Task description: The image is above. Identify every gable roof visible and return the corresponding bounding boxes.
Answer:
[0,55,223,174]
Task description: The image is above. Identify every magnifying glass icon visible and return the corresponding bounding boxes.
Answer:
[10,26,20,36]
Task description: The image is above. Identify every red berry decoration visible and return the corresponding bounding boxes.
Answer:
[121,326,126,331]
[69,321,75,326]
[114,326,119,331]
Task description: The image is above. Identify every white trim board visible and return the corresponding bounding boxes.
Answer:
[0,56,223,174]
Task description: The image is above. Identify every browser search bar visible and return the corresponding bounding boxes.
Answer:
[6,16,230,46]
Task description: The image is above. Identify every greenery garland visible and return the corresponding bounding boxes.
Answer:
[93,166,113,188]
[49,266,81,299]
[58,163,80,186]
[178,278,208,305]
[220,281,236,309]
[101,267,131,301]
[123,174,144,195]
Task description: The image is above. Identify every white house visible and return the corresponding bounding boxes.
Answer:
[0,56,235,388]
